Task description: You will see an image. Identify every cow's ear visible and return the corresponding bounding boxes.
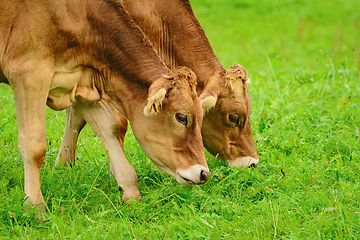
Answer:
[198,72,221,115]
[226,64,249,89]
[244,84,253,115]
[143,88,167,116]
[199,94,217,115]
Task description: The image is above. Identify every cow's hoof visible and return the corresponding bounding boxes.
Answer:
[122,189,141,202]
[23,200,47,222]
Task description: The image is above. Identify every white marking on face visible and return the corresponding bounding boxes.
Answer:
[227,156,259,168]
[176,165,210,184]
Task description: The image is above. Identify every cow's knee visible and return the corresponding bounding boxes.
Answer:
[19,136,46,167]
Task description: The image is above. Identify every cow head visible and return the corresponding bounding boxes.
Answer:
[199,64,259,168]
[130,66,209,184]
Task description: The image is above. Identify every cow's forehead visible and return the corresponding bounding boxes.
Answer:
[223,64,248,97]
[168,79,198,101]
[220,78,246,101]
[218,97,247,116]
[161,83,197,110]
[216,84,248,115]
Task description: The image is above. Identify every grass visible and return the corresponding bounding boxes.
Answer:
[1,0,360,238]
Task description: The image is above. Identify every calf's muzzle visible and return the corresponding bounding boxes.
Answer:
[227,156,259,168]
[176,165,210,185]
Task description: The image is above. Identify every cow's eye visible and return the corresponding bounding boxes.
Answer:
[176,113,188,125]
[228,114,239,125]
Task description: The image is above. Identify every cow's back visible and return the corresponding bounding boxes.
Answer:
[0,1,20,67]
[121,0,223,85]
[0,1,56,64]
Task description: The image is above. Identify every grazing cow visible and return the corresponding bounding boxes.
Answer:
[0,0,209,211]
[58,0,259,169]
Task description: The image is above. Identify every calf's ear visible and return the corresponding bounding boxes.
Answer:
[198,72,222,115]
[144,67,196,116]
[143,88,167,116]
[144,76,172,116]
[199,94,217,115]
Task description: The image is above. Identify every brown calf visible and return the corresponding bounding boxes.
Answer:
[0,0,209,211]
[58,0,259,170]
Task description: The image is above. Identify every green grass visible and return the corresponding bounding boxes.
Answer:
[1,0,360,238]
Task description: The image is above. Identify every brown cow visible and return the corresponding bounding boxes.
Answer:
[0,0,209,211]
[58,0,259,170]
[122,0,259,167]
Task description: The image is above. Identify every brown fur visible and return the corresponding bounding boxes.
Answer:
[0,0,208,209]
[58,0,259,172]
[121,0,258,163]
[225,64,248,90]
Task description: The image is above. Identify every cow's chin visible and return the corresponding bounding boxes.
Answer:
[153,164,177,178]
[153,165,191,185]
[154,163,209,185]
[227,156,259,168]
[175,165,209,185]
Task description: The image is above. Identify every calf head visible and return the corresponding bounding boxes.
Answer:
[130,66,209,184]
[199,64,259,168]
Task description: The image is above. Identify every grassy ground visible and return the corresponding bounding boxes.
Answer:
[1,0,359,239]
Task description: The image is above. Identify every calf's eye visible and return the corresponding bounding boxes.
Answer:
[175,113,188,126]
[228,114,239,125]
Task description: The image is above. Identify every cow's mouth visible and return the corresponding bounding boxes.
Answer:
[176,166,210,185]
[227,156,259,168]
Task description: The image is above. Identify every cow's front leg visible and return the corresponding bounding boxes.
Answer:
[8,66,52,213]
[73,99,140,201]
[55,107,86,166]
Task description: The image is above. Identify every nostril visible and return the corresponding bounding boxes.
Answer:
[200,170,209,183]
[249,163,256,168]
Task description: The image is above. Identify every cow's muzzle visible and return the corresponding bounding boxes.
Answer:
[227,156,259,168]
[176,165,210,185]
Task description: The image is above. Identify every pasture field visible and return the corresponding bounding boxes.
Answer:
[1,0,359,238]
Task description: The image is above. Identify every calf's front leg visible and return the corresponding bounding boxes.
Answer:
[8,64,52,213]
[55,107,86,166]
[72,99,140,201]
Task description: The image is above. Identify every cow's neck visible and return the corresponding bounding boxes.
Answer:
[85,1,171,117]
[86,1,168,84]
[122,0,225,95]
[48,0,170,113]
